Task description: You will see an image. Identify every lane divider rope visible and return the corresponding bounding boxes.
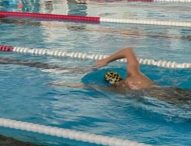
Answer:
[129,0,191,2]
[0,11,100,23]
[0,11,191,27]
[100,18,191,27]
[0,118,149,146]
[0,45,190,69]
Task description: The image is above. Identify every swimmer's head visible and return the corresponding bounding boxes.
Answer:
[104,71,122,85]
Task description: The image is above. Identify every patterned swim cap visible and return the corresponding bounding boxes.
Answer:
[104,71,122,85]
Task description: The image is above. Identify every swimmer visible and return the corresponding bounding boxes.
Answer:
[96,47,191,104]
[0,49,190,104]
[96,47,155,90]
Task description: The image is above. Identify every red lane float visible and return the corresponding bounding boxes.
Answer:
[0,11,100,23]
[0,45,14,52]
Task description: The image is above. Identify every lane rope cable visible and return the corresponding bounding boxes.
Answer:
[0,45,190,69]
[0,118,149,146]
[0,11,191,27]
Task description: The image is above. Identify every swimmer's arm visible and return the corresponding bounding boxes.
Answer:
[49,82,85,88]
[49,81,100,89]
[96,48,140,75]
[49,82,121,92]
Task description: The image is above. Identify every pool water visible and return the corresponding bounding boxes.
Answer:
[0,0,191,146]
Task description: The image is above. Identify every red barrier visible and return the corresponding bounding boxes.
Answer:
[0,14,6,18]
[0,45,14,52]
[0,11,100,23]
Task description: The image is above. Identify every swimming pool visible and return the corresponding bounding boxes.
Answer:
[0,0,191,146]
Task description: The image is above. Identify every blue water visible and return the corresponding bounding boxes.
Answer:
[0,0,191,146]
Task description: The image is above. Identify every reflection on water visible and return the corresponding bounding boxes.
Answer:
[66,0,88,30]
[0,0,87,15]
[44,1,53,13]
[66,0,87,16]
[21,0,40,12]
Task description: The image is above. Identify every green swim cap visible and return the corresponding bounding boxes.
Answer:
[104,71,122,85]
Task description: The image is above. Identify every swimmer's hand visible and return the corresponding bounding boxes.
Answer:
[96,58,108,68]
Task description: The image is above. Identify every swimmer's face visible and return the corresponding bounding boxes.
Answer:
[113,80,131,90]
